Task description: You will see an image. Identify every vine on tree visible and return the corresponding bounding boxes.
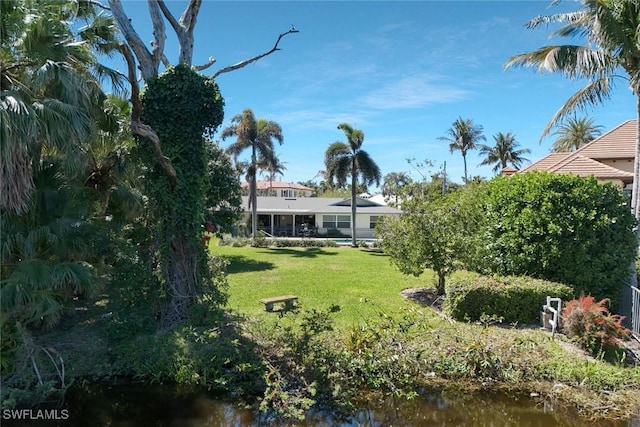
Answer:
[139,64,225,329]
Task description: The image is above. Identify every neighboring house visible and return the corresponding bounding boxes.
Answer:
[241,181,313,198]
[518,119,635,193]
[237,196,402,239]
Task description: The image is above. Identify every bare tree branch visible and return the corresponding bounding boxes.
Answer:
[179,0,201,34]
[211,26,299,79]
[147,0,166,72]
[108,0,156,79]
[156,0,182,36]
[119,43,177,189]
[194,56,216,71]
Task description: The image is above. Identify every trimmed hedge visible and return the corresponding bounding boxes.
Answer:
[444,275,574,324]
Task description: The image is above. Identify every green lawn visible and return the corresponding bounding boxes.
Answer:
[213,244,433,328]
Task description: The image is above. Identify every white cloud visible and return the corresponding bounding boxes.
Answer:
[358,74,471,110]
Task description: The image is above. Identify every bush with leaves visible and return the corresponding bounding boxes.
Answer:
[444,275,574,324]
[470,172,636,306]
[562,295,630,359]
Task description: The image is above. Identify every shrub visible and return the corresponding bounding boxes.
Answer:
[444,275,574,324]
[470,172,637,306]
[562,295,630,359]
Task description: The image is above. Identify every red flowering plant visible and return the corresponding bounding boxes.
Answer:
[561,295,629,358]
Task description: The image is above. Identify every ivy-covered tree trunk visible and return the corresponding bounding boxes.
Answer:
[139,65,224,329]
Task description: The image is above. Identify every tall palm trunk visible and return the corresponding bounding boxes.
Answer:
[462,153,468,183]
[251,148,258,243]
[351,159,357,247]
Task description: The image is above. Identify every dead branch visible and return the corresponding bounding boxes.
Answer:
[119,43,177,189]
[108,0,156,80]
[157,0,201,65]
[211,26,299,79]
[194,56,216,71]
[147,0,166,72]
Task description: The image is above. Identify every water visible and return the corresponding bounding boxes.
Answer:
[3,384,635,427]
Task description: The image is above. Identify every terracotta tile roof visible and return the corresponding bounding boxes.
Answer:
[241,181,313,191]
[519,119,636,184]
[546,154,633,183]
[521,153,571,172]
[575,119,636,160]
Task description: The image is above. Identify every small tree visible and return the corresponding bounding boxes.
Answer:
[377,191,477,295]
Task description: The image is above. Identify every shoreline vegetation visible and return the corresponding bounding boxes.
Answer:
[6,245,638,423]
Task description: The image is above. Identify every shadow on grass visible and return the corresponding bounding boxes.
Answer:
[222,254,276,274]
[259,247,339,258]
[363,249,388,257]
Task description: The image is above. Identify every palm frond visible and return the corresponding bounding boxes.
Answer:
[541,76,615,141]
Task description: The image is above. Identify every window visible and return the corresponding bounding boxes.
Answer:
[337,215,350,228]
[322,215,335,228]
[322,215,351,229]
[370,216,379,229]
[280,189,295,198]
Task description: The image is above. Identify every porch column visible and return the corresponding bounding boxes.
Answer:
[270,214,274,237]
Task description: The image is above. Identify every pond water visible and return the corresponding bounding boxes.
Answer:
[3,384,637,427]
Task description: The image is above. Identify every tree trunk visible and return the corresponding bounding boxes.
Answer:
[436,271,446,296]
[159,232,197,329]
[351,164,357,247]
[251,148,258,243]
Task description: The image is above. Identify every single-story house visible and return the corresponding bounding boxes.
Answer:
[517,119,636,193]
[238,196,402,239]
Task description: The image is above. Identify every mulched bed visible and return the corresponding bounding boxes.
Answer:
[400,287,444,312]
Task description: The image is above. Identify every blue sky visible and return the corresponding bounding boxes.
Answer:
[115,1,637,189]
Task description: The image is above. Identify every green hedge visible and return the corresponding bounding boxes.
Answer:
[444,275,574,324]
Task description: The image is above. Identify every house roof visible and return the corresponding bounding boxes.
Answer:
[241,196,402,215]
[520,119,635,184]
[548,154,633,182]
[241,181,312,191]
[521,153,572,173]
[575,119,636,160]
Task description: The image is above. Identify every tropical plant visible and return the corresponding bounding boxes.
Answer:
[1,163,100,329]
[325,124,381,247]
[0,0,121,215]
[478,132,531,173]
[381,172,412,206]
[504,0,640,218]
[259,153,287,196]
[551,116,604,152]
[222,109,284,242]
[562,295,629,358]
[438,117,485,183]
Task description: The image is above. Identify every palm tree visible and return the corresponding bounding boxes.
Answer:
[438,117,486,183]
[1,0,122,215]
[382,171,412,206]
[478,132,532,173]
[259,153,287,196]
[504,0,640,218]
[325,123,381,247]
[551,116,604,152]
[222,109,283,241]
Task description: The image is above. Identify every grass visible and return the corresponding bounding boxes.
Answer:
[213,243,640,420]
[213,244,432,329]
